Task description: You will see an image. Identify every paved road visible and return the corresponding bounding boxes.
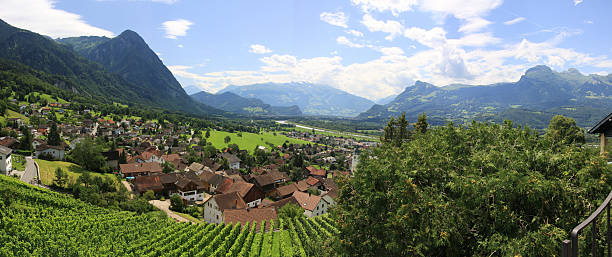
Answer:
[149,200,193,223]
[20,157,39,184]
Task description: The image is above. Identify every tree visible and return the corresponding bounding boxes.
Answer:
[205,130,211,138]
[67,138,106,172]
[19,126,33,151]
[53,167,68,188]
[118,151,127,164]
[142,190,155,201]
[169,194,184,212]
[414,112,428,134]
[545,115,585,146]
[331,120,610,257]
[47,123,61,146]
[162,161,175,174]
[0,100,6,116]
[224,135,231,144]
[381,113,410,147]
[277,203,304,219]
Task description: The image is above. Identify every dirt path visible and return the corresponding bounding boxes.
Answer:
[121,181,134,199]
[149,200,193,223]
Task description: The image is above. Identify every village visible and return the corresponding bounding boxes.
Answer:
[0,98,377,225]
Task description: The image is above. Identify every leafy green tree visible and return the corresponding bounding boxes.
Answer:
[414,112,428,134]
[19,126,33,151]
[331,120,611,257]
[277,203,304,219]
[162,161,175,174]
[0,100,6,116]
[224,135,231,144]
[67,138,106,172]
[142,190,155,201]
[47,123,61,146]
[205,130,211,138]
[545,115,585,146]
[53,167,68,188]
[169,194,184,212]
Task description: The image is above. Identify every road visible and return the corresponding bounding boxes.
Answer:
[276,120,378,140]
[149,200,193,223]
[20,156,39,184]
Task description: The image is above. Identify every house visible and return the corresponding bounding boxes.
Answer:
[588,112,612,156]
[224,181,265,208]
[306,166,326,178]
[0,146,12,174]
[199,171,228,193]
[220,153,241,170]
[273,183,299,200]
[0,137,19,149]
[102,150,120,170]
[35,143,67,160]
[223,207,277,226]
[260,196,300,211]
[186,162,204,173]
[251,171,289,194]
[203,192,247,224]
[119,162,162,178]
[139,150,163,163]
[133,175,164,194]
[175,175,207,202]
[292,191,331,217]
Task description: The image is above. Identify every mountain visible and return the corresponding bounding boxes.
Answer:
[357,65,612,128]
[59,30,217,114]
[375,94,397,105]
[0,19,221,115]
[219,82,375,117]
[191,91,302,116]
[184,85,203,95]
[56,36,110,56]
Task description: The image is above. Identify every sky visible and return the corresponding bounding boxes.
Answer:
[1,0,612,101]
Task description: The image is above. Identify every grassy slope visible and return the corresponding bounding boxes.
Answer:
[205,130,311,153]
[35,159,119,189]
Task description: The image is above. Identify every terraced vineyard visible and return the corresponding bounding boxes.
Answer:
[0,175,337,256]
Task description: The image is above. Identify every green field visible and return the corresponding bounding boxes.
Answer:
[204,130,311,153]
[290,126,379,142]
[36,159,119,189]
[12,154,25,171]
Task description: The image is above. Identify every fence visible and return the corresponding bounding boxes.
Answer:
[562,190,612,257]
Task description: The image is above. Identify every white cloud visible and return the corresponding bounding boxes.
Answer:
[380,47,404,56]
[337,36,364,48]
[504,17,526,25]
[161,19,193,39]
[177,44,184,48]
[361,14,404,41]
[404,26,447,48]
[459,17,492,33]
[574,0,583,6]
[249,44,272,54]
[346,29,364,37]
[584,20,593,24]
[0,0,114,38]
[320,12,348,28]
[419,0,503,20]
[351,0,418,16]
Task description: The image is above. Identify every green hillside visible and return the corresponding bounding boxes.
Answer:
[0,174,336,256]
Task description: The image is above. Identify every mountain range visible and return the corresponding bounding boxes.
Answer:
[190,91,302,116]
[0,19,222,115]
[358,65,612,128]
[219,82,375,117]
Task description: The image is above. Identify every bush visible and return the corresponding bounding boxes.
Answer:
[169,194,184,212]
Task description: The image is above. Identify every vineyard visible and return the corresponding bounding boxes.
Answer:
[0,175,338,256]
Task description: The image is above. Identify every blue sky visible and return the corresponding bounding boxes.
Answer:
[1,0,612,100]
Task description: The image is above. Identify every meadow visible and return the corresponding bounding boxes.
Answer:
[36,159,119,189]
[203,130,311,153]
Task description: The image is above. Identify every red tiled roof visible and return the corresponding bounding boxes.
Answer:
[223,207,277,225]
[292,191,322,211]
[120,162,162,175]
[305,176,320,187]
[275,183,298,198]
